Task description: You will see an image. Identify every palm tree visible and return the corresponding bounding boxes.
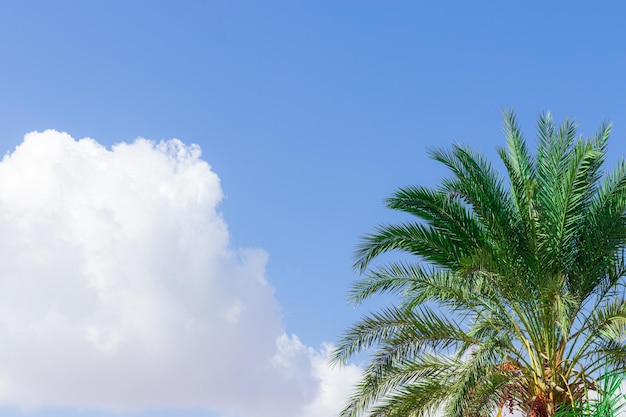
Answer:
[332,112,626,417]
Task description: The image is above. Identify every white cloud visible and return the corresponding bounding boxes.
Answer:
[0,130,359,417]
[299,344,363,417]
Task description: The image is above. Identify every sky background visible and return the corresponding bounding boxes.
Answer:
[0,2,625,417]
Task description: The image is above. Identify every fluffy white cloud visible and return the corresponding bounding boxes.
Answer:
[0,130,359,417]
[300,344,363,417]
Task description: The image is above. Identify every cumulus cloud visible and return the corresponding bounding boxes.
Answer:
[0,130,359,417]
[300,345,363,417]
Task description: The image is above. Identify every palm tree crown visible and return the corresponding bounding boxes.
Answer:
[333,112,626,417]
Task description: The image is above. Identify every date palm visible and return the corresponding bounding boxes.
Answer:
[333,112,626,417]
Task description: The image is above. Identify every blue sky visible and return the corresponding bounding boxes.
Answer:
[0,2,625,417]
